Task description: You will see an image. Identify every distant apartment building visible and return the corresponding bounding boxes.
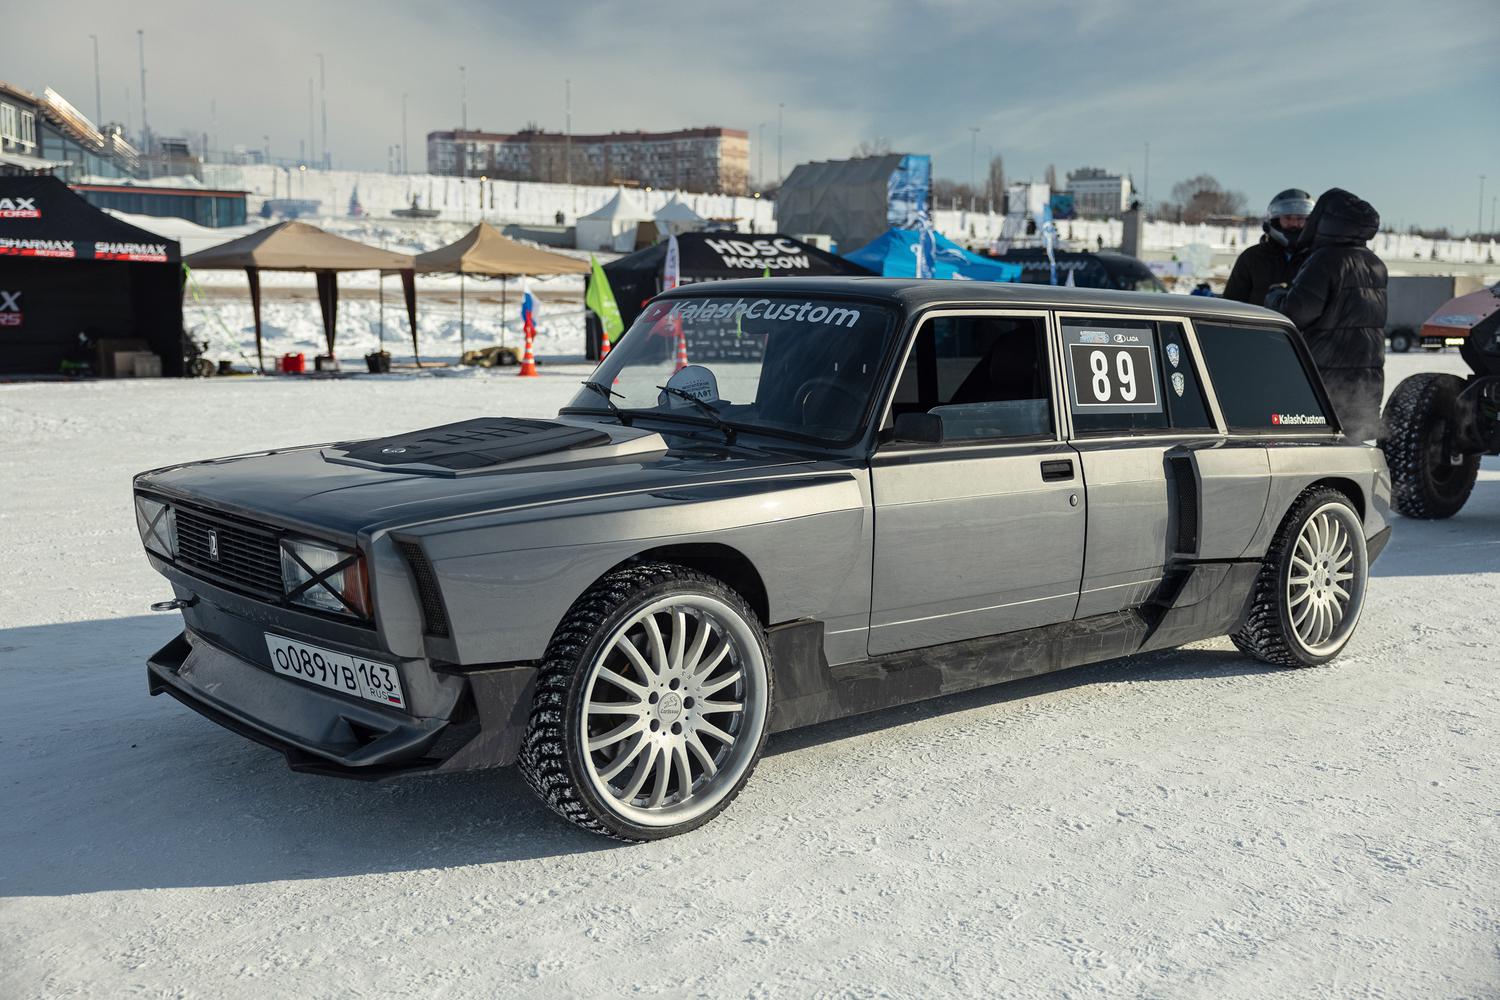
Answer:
[1064,167,1133,218]
[427,126,749,195]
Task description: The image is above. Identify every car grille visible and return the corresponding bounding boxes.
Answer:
[174,506,284,597]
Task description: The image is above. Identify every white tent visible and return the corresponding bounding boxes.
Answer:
[653,195,707,237]
[575,188,652,252]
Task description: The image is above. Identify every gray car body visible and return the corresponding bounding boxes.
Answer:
[137,278,1391,777]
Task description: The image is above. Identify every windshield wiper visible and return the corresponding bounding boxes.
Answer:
[577,380,633,426]
[655,385,737,444]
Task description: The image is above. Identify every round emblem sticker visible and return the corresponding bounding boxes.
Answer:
[1171,372,1186,397]
[1166,343,1181,368]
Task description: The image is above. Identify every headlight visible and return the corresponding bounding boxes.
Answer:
[281,537,372,618]
[135,496,177,558]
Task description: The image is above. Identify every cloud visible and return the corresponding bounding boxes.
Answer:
[6,0,1498,229]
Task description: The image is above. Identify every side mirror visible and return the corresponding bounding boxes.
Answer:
[893,411,944,444]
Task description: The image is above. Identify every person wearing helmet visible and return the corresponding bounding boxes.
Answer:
[1222,189,1314,306]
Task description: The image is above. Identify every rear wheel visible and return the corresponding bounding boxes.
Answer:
[518,562,772,841]
[1233,487,1368,668]
[1379,373,1479,519]
[1388,329,1414,353]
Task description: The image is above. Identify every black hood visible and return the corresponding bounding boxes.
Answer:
[1298,188,1380,249]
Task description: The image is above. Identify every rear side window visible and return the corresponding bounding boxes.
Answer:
[1060,318,1214,434]
[1194,322,1331,431]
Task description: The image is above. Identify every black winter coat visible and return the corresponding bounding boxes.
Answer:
[1265,188,1387,370]
[1223,233,1298,307]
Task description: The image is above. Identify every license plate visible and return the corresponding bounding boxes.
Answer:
[263,634,407,710]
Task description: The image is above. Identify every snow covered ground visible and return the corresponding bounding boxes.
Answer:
[2,352,1497,998]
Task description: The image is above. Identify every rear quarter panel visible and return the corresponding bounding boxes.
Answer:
[1242,441,1390,557]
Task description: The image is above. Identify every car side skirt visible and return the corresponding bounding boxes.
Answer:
[768,560,1261,733]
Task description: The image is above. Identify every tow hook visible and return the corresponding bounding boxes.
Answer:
[150,596,198,612]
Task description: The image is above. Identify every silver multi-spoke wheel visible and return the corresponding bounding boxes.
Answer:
[1286,503,1365,656]
[520,563,772,840]
[581,594,769,827]
[1233,488,1369,668]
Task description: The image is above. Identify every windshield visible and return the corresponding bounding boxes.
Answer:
[565,295,898,444]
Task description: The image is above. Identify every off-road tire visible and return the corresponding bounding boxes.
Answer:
[1379,372,1479,519]
[518,561,772,842]
[1232,486,1368,668]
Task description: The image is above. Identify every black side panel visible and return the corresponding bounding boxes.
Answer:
[767,612,1148,733]
[1138,561,1262,652]
[1169,455,1200,555]
[327,418,610,475]
[439,666,538,772]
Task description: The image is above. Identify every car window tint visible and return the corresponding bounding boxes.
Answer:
[1194,322,1331,431]
[890,315,1054,441]
[1156,322,1214,429]
[1062,319,1167,433]
[1060,318,1214,434]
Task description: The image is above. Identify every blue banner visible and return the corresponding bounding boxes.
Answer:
[887,154,931,230]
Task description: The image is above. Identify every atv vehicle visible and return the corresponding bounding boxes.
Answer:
[1380,281,1500,518]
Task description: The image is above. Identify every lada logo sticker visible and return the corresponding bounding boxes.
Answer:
[1166,343,1180,368]
[1171,372,1186,397]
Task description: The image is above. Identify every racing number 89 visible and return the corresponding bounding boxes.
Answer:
[1088,349,1137,402]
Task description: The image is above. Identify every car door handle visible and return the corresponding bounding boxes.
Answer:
[1041,459,1075,482]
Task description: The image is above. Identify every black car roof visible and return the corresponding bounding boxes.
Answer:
[657,276,1289,326]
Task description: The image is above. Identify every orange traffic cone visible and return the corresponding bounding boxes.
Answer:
[600,329,611,359]
[518,328,539,377]
[674,325,689,373]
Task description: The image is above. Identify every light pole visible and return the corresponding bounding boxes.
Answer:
[776,102,784,182]
[968,126,979,211]
[565,77,572,187]
[317,53,327,169]
[136,29,148,151]
[460,65,467,132]
[401,92,408,174]
[757,122,765,189]
[1480,175,1487,236]
[89,34,102,125]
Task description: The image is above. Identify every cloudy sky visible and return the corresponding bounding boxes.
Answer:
[10,0,1499,232]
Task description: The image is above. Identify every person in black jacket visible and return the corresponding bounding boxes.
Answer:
[1223,189,1314,306]
[1265,188,1388,441]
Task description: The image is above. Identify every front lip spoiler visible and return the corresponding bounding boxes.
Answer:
[147,631,450,780]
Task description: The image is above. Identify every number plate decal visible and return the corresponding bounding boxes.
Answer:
[263,634,407,709]
[1063,325,1163,415]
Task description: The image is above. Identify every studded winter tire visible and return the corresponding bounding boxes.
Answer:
[518,561,773,841]
[1379,372,1480,520]
[1232,487,1369,668]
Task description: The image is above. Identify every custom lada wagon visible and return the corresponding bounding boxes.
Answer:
[136,278,1391,840]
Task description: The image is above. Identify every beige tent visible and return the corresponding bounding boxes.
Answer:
[184,221,418,371]
[411,222,589,353]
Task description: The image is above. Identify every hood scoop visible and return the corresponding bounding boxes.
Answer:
[322,417,663,477]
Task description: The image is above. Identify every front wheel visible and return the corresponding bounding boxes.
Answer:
[1388,329,1413,353]
[519,562,772,841]
[1232,487,1369,668]
[1379,372,1480,519]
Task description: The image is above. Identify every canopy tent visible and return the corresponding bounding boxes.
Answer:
[183,221,416,370]
[409,222,589,353]
[0,175,184,376]
[653,196,707,237]
[844,229,1023,282]
[575,188,652,252]
[587,232,876,356]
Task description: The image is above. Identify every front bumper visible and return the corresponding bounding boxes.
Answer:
[148,630,537,779]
